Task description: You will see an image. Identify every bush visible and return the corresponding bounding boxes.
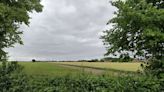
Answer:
[28,74,163,92]
[32,59,36,62]
[0,61,31,92]
[119,54,133,62]
[88,59,99,62]
[0,61,163,92]
[100,59,105,62]
[144,59,164,78]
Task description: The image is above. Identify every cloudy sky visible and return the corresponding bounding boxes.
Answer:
[7,0,116,61]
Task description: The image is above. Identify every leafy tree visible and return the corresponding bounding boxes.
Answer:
[0,62,31,92]
[0,1,43,90]
[102,0,164,75]
[119,53,132,62]
[0,0,43,61]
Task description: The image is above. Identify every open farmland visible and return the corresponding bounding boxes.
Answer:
[19,62,142,77]
[55,62,142,72]
[19,62,82,77]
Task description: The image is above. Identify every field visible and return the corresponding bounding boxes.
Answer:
[19,62,142,77]
[55,62,141,71]
[1,61,162,92]
[19,62,81,77]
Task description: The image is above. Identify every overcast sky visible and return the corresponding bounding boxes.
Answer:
[6,0,116,61]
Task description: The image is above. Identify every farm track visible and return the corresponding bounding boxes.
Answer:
[58,64,105,74]
[57,63,137,75]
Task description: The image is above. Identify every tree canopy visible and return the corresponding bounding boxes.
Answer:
[0,0,43,61]
[102,0,164,60]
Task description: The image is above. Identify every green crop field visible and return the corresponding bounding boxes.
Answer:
[19,62,142,77]
[19,62,82,77]
[55,62,142,72]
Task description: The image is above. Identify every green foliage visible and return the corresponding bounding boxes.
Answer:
[102,0,164,75]
[1,62,163,92]
[27,74,163,92]
[32,59,36,62]
[0,62,30,92]
[0,0,43,60]
[144,59,164,78]
[103,56,133,62]
[88,59,99,62]
[102,0,164,60]
[119,54,133,62]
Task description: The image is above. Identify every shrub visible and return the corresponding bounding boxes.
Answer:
[0,62,163,92]
[100,59,105,62]
[32,59,36,62]
[88,59,99,62]
[28,74,163,92]
[119,54,133,62]
[144,59,164,78]
[0,61,31,92]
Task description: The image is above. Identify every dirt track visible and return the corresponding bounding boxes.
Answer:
[58,64,105,75]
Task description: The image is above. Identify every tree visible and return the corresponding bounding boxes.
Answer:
[32,59,36,62]
[0,0,43,61]
[102,0,164,75]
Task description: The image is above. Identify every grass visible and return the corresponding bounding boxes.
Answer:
[17,62,142,77]
[19,62,83,77]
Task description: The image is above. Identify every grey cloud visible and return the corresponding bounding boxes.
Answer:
[6,0,116,61]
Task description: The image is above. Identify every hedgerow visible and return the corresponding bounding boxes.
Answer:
[0,62,163,92]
